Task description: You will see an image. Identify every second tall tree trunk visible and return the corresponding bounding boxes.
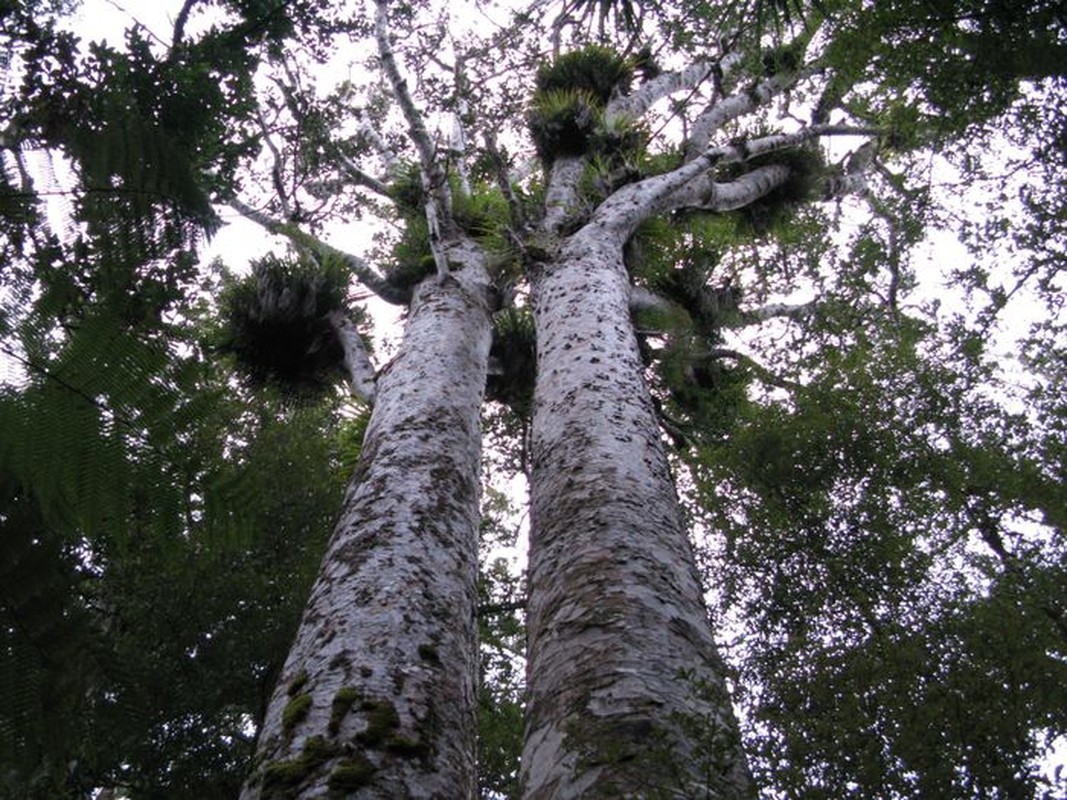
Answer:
[522,227,752,799]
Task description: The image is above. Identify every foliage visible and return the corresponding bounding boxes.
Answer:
[527,46,639,164]
[476,488,526,800]
[534,46,633,105]
[386,166,516,289]
[810,0,1067,140]
[485,307,537,419]
[0,305,349,797]
[720,145,827,236]
[0,6,352,795]
[691,307,1067,797]
[212,254,352,401]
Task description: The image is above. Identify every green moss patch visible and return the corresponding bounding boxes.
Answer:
[262,735,337,794]
[282,692,312,732]
[329,686,362,736]
[327,755,377,793]
[355,698,400,747]
[287,668,309,696]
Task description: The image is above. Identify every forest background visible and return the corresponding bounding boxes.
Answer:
[1,0,1065,798]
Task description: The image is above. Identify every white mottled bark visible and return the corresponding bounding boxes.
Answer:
[241,246,493,800]
[521,223,752,799]
[328,311,377,405]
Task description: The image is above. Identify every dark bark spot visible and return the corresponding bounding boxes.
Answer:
[417,643,441,665]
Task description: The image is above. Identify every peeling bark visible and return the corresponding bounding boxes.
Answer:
[240,253,493,800]
[522,225,752,799]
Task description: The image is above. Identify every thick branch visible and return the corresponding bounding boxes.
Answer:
[327,311,378,405]
[687,164,792,211]
[599,124,878,241]
[538,155,586,243]
[596,160,789,247]
[605,60,717,124]
[229,197,409,305]
[629,286,677,316]
[685,68,812,159]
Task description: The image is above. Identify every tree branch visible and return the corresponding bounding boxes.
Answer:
[327,311,378,405]
[685,67,813,159]
[738,301,816,325]
[229,197,410,305]
[353,111,399,174]
[450,50,473,196]
[597,124,879,241]
[253,105,293,219]
[375,0,452,276]
[629,286,677,316]
[606,60,717,124]
[335,153,392,198]
[538,155,586,244]
[170,0,198,49]
[695,348,801,392]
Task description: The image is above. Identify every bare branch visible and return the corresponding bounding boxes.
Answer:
[450,50,473,196]
[254,106,293,219]
[539,155,586,243]
[685,67,814,159]
[336,153,392,197]
[229,197,410,306]
[354,111,399,174]
[606,60,718,124]
[694,164,793,211]
[597,124,880,241]
[170,0,198,49]
[373,4,442,181]
[375,0,452,275]
[629,286,677,316]
[738,301,816,325]
[328,311,378,405]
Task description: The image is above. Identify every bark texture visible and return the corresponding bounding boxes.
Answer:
[241,257,493,799]
[521,224,752,799]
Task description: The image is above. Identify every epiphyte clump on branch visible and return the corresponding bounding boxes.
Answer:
[215,253,353,400]
[527,45,635,164]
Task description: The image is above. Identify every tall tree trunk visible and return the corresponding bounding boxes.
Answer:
[521,228,752,799]
[241,260,493,799]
